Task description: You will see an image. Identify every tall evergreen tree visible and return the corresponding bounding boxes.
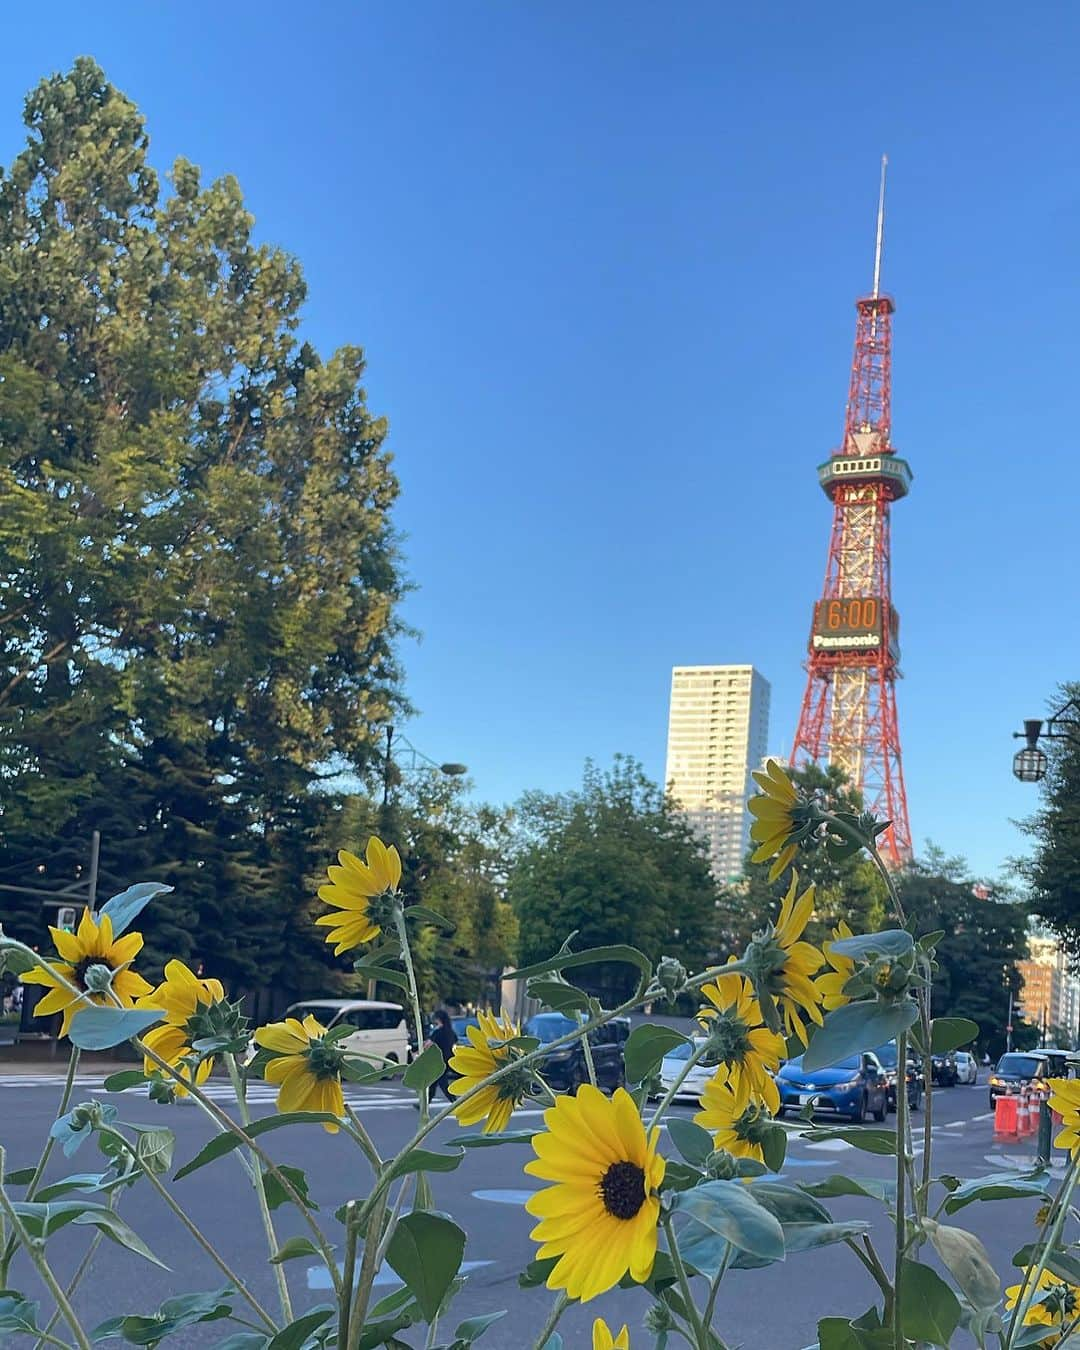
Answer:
[0,60,406,986]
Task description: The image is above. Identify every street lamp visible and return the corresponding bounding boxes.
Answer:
[380,726,467,807]
[1011,697,1080,783]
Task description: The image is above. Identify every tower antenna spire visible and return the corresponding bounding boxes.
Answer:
[872,154,888,299]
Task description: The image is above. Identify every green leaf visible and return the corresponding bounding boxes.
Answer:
[801,1000,918,1071]
[799,1175,896,1204]
[385,1209,466,1321]
[1013,1243,1080,1285]
[174,1112,342,1180]
[456,1130,537,1148]
[135,1127,175,1176]
[0,1294,40,1334]
[0,946,39,976]
[526,978,592,1014]
[352,962,409,990]
[211,1337,269,1350]
[92,1288,234,1344]
[403,1043,444,1091]
[98,882,173,937]
[816,1315,892,1349]
[782,1220,871,1253]
[404,904,455,931]
[666,1116,714,1167]
[262,1164,317,1212]
[943,1168,1051,1214]
[898,1258,961,1346]
[266,1306,335,1350]
[68,1006,164,1051]
[35,1172,112,1201]
[355,1312,418,1348]
[829,929,914,961]
[453,1310,507,1343]
[506,945,652,989]
[669,1179,785,1262]
[623,1024,688,1083]
[385,1147,464,1183]
[103,1069,150,1093]
[925,1220,1000,1309]
[746,1180,831,1225]
[2,1167,36,1185]
[930,1016,980,1053]
[798,1126,897,1156]
[761,1123,787,1173]
[71,1207,167,1268]
[269,1236,322,1264]
[519,1255,558,1287]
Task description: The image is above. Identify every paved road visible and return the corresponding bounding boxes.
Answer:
[0,1072,1048,1348]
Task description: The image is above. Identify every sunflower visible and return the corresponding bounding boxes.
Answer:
[814,920,855,1011]
[21,909,154,1037]
[593,1320,629,1350]
[1005,1268,1079,1340]
[254,1014,346,1132]
[315,835,401,955]
[449,1009,531,1133]
[754,872,825,1047]
[696,967,784,1114]
[1046,1078,1080,1155]
[524,1085,665,1302]
[137,960,228,1095]
[694,1078,776,1164]
[748,759,803,881]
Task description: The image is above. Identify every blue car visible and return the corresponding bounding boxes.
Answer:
[776,1051,889,1123]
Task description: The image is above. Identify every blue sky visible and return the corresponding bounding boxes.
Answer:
[2,3,1077,880]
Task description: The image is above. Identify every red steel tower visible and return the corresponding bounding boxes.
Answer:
[791,158,912,865]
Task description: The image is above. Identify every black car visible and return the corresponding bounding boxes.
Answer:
[931,1051,958,1087]
[525,1012,629,1092]
[988,1052,1052,1107]
[872,1041,922,1112]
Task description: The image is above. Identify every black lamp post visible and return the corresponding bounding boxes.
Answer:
[1012,697,1080,783]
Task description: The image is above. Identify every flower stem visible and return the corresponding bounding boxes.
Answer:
[347,1186,389,1350]
[345,1104,383,1170]
[0,1045,81,1280]
[892,1030,908,1350]
[531,1291,569,1350]
[392,904,430,1124]
[662,1211,714,1350]
[650,1039,709,1129]
[339,1200,360,1345]
[0,1147,92,1350]
[33,1206,109,1350]
[1005,1151,1080,1348]
[224,1054,293,1324]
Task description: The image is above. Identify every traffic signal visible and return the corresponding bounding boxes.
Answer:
[56,906,78,933]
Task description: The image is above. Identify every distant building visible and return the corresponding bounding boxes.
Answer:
[1017,932,1080,1046]
[664,665,770,882]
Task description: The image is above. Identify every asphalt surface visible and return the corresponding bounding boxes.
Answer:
[0,1070,1050,1349]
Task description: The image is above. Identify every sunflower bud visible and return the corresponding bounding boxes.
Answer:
[655,956,688,1001]
[644,1301,677,1334]
[82,962,115,993]
[705,1148,739,1180]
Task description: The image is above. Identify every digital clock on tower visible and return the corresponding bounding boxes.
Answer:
[812,597,885,651]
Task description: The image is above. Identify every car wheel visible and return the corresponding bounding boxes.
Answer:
[873,1095,887,1122]
[609,1067,625,1095]
[849,1093,868,1124]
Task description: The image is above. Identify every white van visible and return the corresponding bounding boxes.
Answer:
[284,999,411,1067]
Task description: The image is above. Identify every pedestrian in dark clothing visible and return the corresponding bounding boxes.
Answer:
[428,1009,458,1102]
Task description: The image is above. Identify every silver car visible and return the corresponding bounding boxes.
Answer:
[953,1050,978,1085]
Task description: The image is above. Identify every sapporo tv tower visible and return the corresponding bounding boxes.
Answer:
[790,156,913,866]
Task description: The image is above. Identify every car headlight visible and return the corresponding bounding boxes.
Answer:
[839,1077,861,1089]
[989,1076,1004,1086]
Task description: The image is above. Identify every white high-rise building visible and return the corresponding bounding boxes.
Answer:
[664,665,771,882]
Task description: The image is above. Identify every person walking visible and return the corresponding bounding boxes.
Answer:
[427,1009,458,1103]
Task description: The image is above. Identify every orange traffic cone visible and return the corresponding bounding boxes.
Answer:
[1017,1090,1030,1136]
[994,1093,1019,1143]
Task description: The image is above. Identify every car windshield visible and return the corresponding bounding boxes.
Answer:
[288,1004,337,1023]
[525,1014,579,1043]
[997,1054,1043,1077]
[787,1055,860,1072]
[873,1043,898,1069]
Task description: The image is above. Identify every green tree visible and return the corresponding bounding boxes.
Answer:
[1018,681,1080,962]
[897,857,1028,1059]
[714,762,888,956]
[0,60,406,988]
[509,756,721,1003]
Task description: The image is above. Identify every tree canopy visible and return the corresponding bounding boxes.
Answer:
[1018,681,1080,963]
[508,756,721,1003]
[0,60,406,991]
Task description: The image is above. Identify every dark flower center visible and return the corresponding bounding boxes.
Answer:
[72,957,114,991]
[599,1161,646,1220]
